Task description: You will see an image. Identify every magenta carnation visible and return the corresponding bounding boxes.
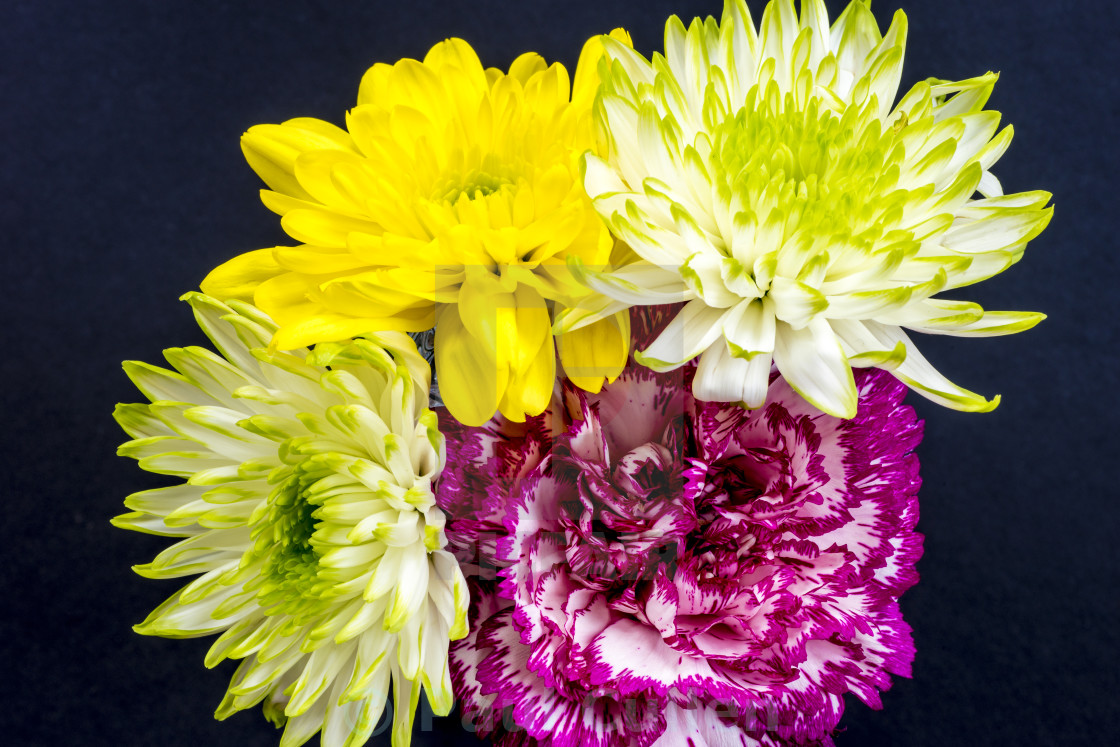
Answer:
[437,366,923,746]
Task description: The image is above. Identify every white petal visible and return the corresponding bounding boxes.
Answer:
[831,320,999,411]
[693,338,772,407]
[876,298,984,332]
[286,643,358,717]
[636,299,729,370]
[768,275,828,328]
[930,73,998,121]
[978,170,1003,198]
[864,11,908,119]
[799,0,831,69]
[939,111,1001,186]
[606,204,696,266]
[582,152,630,200]
[824,285,912,319]
[321,674,374,747]
[758,0,798,90]
[551,293,633,334]
[185,292,273,377]
[602,36,656,87]
[682,252,740,308]
[887,304,1045,337]
[940,209,1051,255]
[572,258,691,307]
[830,1,881,100]
[279,685,332,747]
[772,317,857,417]
[722,298,775,356]
[719,0,760,102]
[384,542,429,632]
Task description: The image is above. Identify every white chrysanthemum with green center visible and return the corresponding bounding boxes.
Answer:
[113,293,467,747]
[567,0,1052,416]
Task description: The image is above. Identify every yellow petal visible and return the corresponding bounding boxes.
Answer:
[435,305,506,427]
[356,62,394,107]
[500,286,552,375]
[281,207,382,248]
[532,164,577,218]
[572,28,634,110]
[422,38,487,90]
[374,266,463,304]
[458,268,515,366]
[282,117,356,150]
[556,309,630,393]
[272,313,429,351]
[507,52,547,85]
[523,63,571,118]
[273,245,371,275]
[200,249,284,302]
[498,319,556,422]
[388,59,450,117]
[240,121,352,200]
[316,274,432,319]
[254,272,320,326]
[292,149,369,211]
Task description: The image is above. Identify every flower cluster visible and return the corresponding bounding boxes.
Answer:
[438,364,923,746]
[113,1,1049,745]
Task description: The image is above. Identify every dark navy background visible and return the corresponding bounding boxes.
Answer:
[3,0,1117,744]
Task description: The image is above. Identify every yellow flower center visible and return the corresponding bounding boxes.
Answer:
[435,168,515,203]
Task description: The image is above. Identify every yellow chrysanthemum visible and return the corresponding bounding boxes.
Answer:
[202,35,633,427]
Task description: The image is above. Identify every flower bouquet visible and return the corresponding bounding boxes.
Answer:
[113,1,1051,744]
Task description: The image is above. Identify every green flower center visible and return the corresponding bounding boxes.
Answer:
[251,465,329,620]
[711,81,907,252]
